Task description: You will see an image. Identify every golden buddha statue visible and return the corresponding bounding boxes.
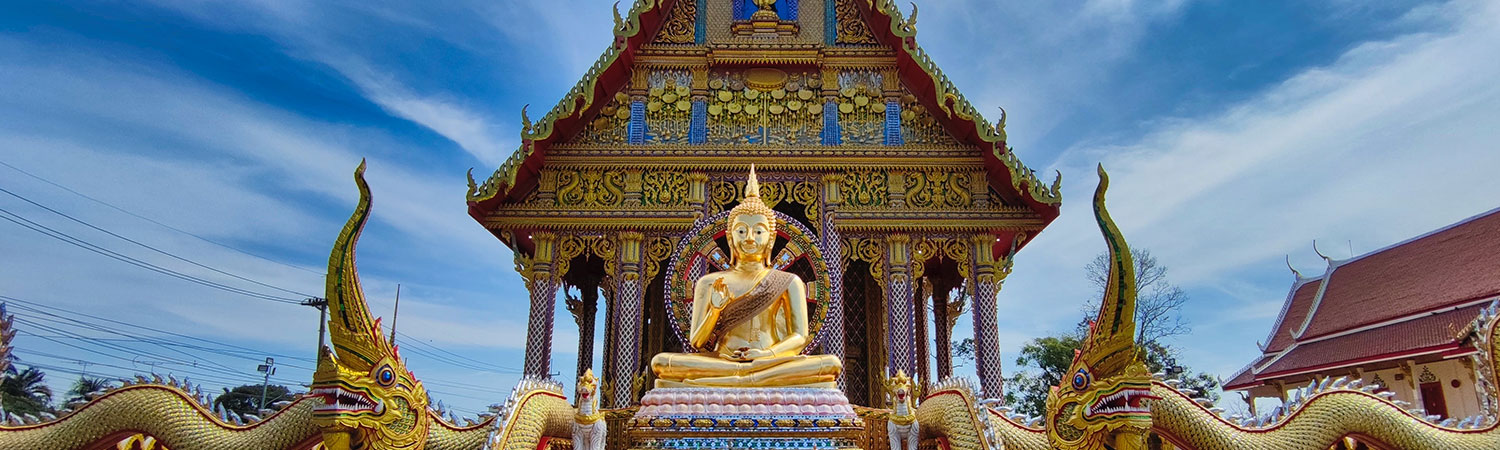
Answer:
[650,165,842,388]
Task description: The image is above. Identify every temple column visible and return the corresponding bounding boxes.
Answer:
[970,235,1009,398]
[933,282,954,379]
[565,281,600,380]
[915,277,931,387]
[885,234,916,377]
[522,231,559,377]
[609,231,646,407]
[820,173,848,393]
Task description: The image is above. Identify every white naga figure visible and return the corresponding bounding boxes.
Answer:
[886,370,920,450]
[572,369,606,450]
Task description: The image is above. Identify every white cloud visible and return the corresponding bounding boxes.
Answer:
[997,0,1500,389]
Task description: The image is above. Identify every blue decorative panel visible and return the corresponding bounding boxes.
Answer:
[689,100,707,144]
[733,0,747,20]
[883,100,903,146]
[825,0,837,45]
[821,100,841,146]
[784,0,799,21]
[628,100,647,145]
[695,0,707,45]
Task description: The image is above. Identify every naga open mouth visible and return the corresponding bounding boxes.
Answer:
[1085,387,1157,419]
[310,386,386,415]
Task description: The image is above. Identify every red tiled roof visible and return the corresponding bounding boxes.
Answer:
[1263,281,1321,353]
[1227,208,1500,390]
[1300,210,1500,339]
[1257,304,1482,378]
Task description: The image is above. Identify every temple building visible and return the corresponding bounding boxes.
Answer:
[1225,208,1500,420]
[464,0,1062,407]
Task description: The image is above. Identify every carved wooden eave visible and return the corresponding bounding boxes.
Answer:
[467,0,1063,257]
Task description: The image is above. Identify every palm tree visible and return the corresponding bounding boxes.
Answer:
[1,366,54,416]
[65,376,113,405]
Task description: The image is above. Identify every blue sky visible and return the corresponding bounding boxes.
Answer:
[2,0,1498,417]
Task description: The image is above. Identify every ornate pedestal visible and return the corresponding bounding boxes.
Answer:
[628,387,865,449]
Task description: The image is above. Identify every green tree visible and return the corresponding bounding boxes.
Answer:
[213,384,291,417]
[958,248,1220,416]
[64,376,114,405]
[1,366,54,416]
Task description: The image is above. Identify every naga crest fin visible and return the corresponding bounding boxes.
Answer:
[1084,164,1140,368]
[324,160,392,367]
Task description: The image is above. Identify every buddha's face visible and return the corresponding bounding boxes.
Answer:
[730,213,773,263]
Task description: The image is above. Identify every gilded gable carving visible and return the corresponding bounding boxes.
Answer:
[642,170,689,206]
[904,171,973,209]
[654,0,697,44]
[840,170,887,207]
[556,169,627,207]
[834,0,877,44]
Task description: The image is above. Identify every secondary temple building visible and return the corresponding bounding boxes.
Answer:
[1225,208,1500,420]
[465,0,1061,407]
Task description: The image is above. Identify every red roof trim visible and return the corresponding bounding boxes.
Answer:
[1254,342,1467,381]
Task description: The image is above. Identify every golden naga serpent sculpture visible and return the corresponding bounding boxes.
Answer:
[913,165,1500,450]
[7,163,1499,449]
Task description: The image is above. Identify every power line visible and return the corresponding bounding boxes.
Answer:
[2,295,520,398]
[0,207,303,304]
[0,159,323,276]
[0,185,318,298]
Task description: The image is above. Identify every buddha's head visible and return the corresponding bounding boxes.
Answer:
[727,165,778,266]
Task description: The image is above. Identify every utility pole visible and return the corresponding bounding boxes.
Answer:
[302,297,328,360]
[257,357,276,411]
[389,284,401,344]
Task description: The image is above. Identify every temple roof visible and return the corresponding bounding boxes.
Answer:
[1225,207,1500,390]
[465,0,1061,221]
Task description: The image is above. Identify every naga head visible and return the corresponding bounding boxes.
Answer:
[1045,165,1157,450]
[577,369,599,409]
[311,161,431,450]
[886,369,915,408]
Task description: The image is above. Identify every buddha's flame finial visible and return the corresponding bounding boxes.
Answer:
[745,164,761,199]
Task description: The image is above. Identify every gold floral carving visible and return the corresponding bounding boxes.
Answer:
[641,170,689,206]
[835,0,877,44]
[705,70,824,145]
[645,70,694,144]
[835,70,886,144]
[846,237,886,280]
[904,171,973,209]
[556,169,626,207]
[840,170,888,207]
[899,93,960,146]
[578,92,631,145]
[643,236,674,280]
[654,0,696,44]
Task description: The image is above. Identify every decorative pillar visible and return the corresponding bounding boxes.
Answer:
[522,231,559,377]
[882,70,903,146]
[628,99,647,145]
[885,234,916,377]
[820,69,841,146]
[970,234,1008,398]
[932,282,954,379]
[565,282,600,380]
[883,100,904,146]
[689,66,708,144]
[820,173,848,392]
[610,231,646,407]
[915,277,931,387]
